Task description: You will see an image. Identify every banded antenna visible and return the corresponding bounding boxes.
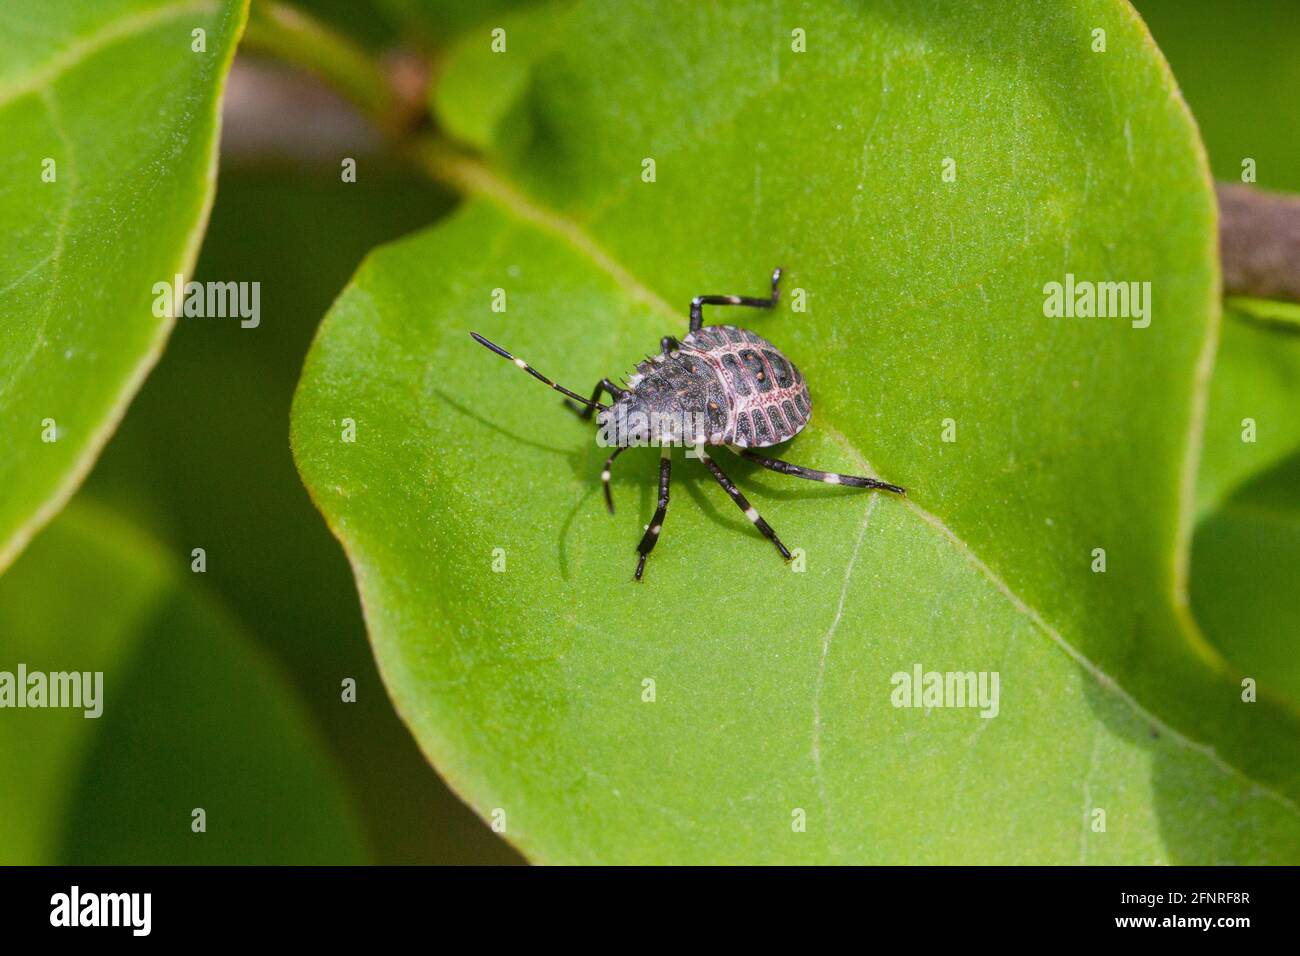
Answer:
[470,332,608,411]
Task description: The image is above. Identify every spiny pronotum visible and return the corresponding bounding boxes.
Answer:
[472,267,906,580]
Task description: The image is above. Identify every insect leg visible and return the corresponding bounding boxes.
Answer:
[601,446,627,514]
[566,378,626,420]
[731,446,906,495]
[698,448,791,560]
[688,267,782,332]
[634,447,672,581]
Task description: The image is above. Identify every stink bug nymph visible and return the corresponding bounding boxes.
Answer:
[471,267,906,580]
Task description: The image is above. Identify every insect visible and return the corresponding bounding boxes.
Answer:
[471,267,906,580]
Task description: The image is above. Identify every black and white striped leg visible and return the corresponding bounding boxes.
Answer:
[566,378,626,420]
[699,449,791,561]
[731,447,906,495]
[634,447,672,581]
[688,267,783,332]
[601,446,627,514]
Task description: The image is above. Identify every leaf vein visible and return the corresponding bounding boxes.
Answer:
[413,137,1299,824]
[415,138,679,324]
[0,0,218,109]
[811,490,879,829]
[0,88,77,407]
[816,421,1300,819]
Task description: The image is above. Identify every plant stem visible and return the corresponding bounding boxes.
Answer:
[242,0,403,132]
[1218,183,1300,307]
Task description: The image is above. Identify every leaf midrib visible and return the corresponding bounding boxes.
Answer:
[412,136,1300,821]
[0,0,217,109]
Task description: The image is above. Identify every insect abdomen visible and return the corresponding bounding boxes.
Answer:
[683,325,811,447]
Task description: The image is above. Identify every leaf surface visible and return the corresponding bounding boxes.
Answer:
[1135,0,1300,193]
[1138,0,1300,710]
[293,0,1300,862]
[1195,313,1300,516]
[0,502,366,863]
[84,166,521,863]
[0,0,246,573]
[1192,452,1300,706]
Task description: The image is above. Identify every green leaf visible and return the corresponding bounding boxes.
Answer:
[1139,1,1300,710]
[1135,0,1300,193]
[288,0,544,52]
[1137,0,1300,515]
[84,166,521,864]
[0,0,247,574]
[293,0,1300,862]
[379,0,545,44]
[1224,297,1300,333]
[279,0,404,50]
[1194,311,1300,516]
[429,1,564,150]
[1192,452,1300,705]
[0,501,367,863]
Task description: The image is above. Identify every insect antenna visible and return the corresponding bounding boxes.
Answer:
[470,332,609,411]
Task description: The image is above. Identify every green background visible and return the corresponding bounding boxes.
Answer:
[0,0,1296,863]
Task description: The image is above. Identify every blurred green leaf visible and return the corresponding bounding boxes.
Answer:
[85,166,521,863]
[1194,311,1300,517]
[1224,298,1300,333]
[0,0,247,574]
[280,0,402,49]
[293,0,1300,862]
[429,1,562,150]
[380,0,545,45]
[283,0,545,52]
[1141,0,1300,503]
[1139,1,1300,710]
[1188,289,1300,717]
[1135,0,1300,193]
[1191,452,1300,705]
[0,501,366,863]
[1138,0,1300,452]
